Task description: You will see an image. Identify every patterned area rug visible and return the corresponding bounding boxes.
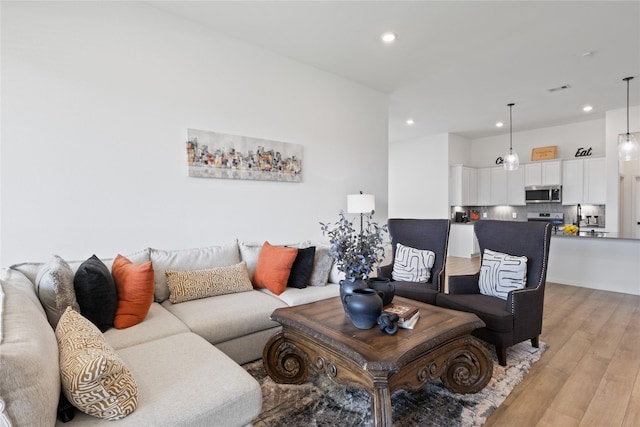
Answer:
[244,340,547,427]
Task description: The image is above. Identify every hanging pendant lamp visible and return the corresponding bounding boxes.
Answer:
[618,76,639,161]
[503,103,520,171]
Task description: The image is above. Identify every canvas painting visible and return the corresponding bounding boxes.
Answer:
[186,129,302,182]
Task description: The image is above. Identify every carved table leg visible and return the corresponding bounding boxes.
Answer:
[371,383,392,427]
[440,339,494,394]
[262,332,309,384]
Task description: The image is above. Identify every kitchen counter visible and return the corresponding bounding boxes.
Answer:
[548,233,640,296]
[551,228,640,240]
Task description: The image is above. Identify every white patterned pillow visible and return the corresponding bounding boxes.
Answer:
[392,243,436,283]
[55,307,138,420]
[479,249,528,300]
[165,261,253,303]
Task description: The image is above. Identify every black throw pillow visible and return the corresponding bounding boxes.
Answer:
[287,246,316,289]
[73,255,118,332]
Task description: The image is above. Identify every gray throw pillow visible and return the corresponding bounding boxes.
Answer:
[35,255,81,328]
[309,246,333,286]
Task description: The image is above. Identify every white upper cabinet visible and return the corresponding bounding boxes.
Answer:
[507,167,526,205]
[524,161,562,187]
[584,158,606,204]
[477,168,492,206]
[561,157,605,205]
[450,165,477,206]
[490,167,508,205]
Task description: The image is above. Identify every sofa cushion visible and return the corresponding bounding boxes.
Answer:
[239,240,311,281]
[0,268,60,427]
[74,255,118,332]
[149,243,240,303]
[392,243,436,283]
[260,283,340,307]
[478,249,528,300]
[253,242,298,295]
[309,245,333,286]
[161,290,285,345]
[55,332,262,427]
[112,255,155,329]
[56,308,138,420]
[35,255,81,328]
[287,246,316,289]
[165,261,253,304]
[103,303,189,350]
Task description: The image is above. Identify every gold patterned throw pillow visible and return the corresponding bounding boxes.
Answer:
[55,307,138,420]
[166,261,254,304]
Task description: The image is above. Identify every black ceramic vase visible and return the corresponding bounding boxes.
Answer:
[344,288,383,329]
[339,277,368,317]
[368,277,395,306]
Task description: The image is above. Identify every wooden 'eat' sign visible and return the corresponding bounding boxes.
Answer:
[531,146,557,161]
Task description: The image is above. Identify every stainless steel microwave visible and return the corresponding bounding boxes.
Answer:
[525,186,562,203]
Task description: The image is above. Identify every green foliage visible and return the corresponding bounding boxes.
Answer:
[320,211,388,279]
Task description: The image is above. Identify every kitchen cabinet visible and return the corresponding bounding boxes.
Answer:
[490,167,507,205]
[477,168,491,205]
[476,166,523,206]
[524,161,562,186]
[507,167,525,205]
[584,158,606,204]
[561,157,606,205]
[449,165,477,206]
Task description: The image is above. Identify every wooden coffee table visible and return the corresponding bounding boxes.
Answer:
[263,296,493,427]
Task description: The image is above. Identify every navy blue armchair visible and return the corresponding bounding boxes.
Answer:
[378,218,450,305]
[436,220,552,366]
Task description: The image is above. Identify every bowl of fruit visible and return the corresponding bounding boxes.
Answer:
[563,225,579,235]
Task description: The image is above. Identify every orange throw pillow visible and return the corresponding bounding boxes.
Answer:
[253,242,298,295]
[111,254,154,329]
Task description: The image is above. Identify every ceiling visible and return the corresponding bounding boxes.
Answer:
[149,1,640,143]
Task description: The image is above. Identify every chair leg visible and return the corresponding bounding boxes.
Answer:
[496,346,507,366]
[531,336,539,348]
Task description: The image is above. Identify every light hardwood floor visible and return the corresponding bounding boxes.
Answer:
[445,256,640,427]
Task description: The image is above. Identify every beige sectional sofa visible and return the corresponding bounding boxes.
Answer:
[0,241,340,427]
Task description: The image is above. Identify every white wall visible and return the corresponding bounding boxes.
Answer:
[448,133,472,166]
[470,119,605,167]
[388,133,450,219]
[0,2,389,266]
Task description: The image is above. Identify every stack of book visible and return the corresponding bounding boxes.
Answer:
[383,302,420,329]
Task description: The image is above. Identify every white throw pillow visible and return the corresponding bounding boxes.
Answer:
[478,249,528,300]
[392,243,435,283]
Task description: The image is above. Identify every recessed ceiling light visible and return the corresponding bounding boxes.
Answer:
[496,122,504,128]
[381,32,396,43]
[406,118,415,125]
[583,105,593,112]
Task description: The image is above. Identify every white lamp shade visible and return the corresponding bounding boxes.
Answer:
[347,194,375,214]
[618,133,640,161]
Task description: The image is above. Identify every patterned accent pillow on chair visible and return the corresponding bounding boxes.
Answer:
[478,249,528,300]
[56,307,138,420]
[391,243,436,283]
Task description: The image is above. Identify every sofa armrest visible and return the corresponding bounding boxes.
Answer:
[377,264,393,279]
[506,285,544,315]
[447,273,480,294]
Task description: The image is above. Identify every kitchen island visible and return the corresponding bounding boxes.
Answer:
[547,230,640,295]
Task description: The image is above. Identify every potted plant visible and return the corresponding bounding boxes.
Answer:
[320,211,388,315]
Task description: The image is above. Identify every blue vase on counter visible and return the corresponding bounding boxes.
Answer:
[368,277,394,306]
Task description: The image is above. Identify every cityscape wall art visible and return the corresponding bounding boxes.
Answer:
[186,129,302,183]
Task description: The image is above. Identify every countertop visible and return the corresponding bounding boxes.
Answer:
[551,228,640,241]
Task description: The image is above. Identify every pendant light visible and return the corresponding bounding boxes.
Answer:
[618,76,639,161]
[503,103,520,171]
